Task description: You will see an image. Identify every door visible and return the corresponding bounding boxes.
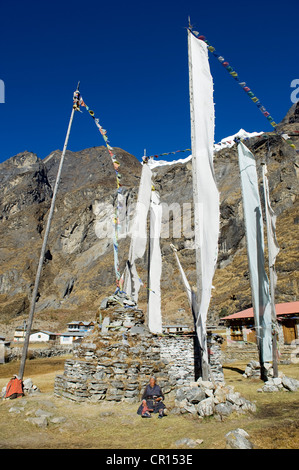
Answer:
[246,328,257,344]
[230,326,243,341]
[282,320,297,344]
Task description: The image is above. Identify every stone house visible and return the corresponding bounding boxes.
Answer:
[67,321,95,333]
[13,326,27,342]
[162,325,191,334]
[14,327,58,343]
[59,321,95,345]
[59,331,86,345]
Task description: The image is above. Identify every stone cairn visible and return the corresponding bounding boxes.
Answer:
[54,292,256,419]
[173,378,256,419]
[54,294,174,403]
[171,334,257,419]
[243,360,299,393]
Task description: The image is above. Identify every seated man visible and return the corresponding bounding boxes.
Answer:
[137,376,166,418]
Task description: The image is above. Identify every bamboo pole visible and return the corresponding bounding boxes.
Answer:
[18,83,80,380]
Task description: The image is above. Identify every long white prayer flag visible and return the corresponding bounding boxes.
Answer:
[171,244,198,325]
[123,163,152,302]
[147,190,162,334]
[262,164,280,291]
[237,142,272,363]
[188,30,220,365]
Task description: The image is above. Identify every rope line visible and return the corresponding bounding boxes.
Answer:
[73,91,121,283]
[189,28,297,152]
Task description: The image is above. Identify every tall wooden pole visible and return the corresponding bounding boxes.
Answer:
[18,83,80,380]
[146,151,151,315]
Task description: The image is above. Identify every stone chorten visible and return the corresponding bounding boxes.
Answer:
[54,294,173,403]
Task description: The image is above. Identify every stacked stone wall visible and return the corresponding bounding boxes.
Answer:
[54,304,225,403]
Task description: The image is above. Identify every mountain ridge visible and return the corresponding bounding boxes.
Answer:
[0,104,298,337]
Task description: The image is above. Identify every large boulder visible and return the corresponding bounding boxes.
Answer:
[225,428,253,449]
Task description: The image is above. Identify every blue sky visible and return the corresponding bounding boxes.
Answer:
[0,0,297,164]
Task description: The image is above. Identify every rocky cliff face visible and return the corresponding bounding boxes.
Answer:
[0,105,298,336]
[154,106,298,325]
[0,147,141,334]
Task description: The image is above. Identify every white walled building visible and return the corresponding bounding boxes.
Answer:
[29,331,58,342]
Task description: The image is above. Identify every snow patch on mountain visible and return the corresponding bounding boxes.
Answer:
[214,128,264,151]
[147,129,264,169]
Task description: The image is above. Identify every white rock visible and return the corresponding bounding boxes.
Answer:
[26,416,48,428]
[234,428,250,438]
[23,378,33,390]
[225,428,253,449]
[50,416,67,424]
[174,438,197,448]
[35,409,54,418]
[273,377,282,386]
[227,392,242,406]
[197,397,214,417]
[282,375,299,392]
[197,378,214,390]
[9,406,24,413]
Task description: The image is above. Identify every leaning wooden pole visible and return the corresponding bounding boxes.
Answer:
[18,83,80,380]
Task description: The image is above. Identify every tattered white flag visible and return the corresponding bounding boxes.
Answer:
[147,190,163,334]
[262,164,280,291]
[123,163,152,302]
[237,142,272,362]
[171,244,198,324]
[188,30,220,365]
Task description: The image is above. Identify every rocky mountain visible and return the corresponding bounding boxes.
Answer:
[0,104,298,337]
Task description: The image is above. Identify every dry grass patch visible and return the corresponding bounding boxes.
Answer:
[0,357,299,449]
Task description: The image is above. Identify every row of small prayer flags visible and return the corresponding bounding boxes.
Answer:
[190,30,296,151]
[190,30,278,127]
[146,148,192,160]
[73,91,122,282]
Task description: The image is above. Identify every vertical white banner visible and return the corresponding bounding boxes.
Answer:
[147,190,163,334]
[0,342,4,364]
[262,164,280,290]
[188,30,220,365]
[123,163,152,302]
[237,142,272,363]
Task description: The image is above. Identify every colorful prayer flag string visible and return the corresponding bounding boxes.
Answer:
[73,92,121,283]
[145,148,191,160]
[189,29,296,151]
